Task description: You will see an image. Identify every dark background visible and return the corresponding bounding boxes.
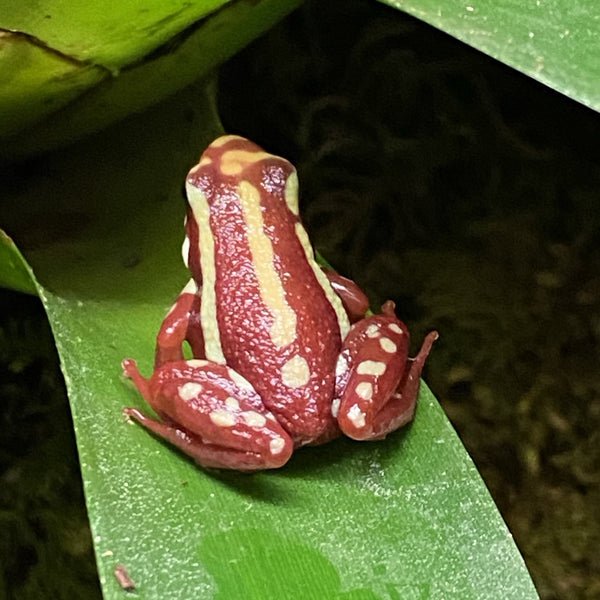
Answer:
[2,0,599,597]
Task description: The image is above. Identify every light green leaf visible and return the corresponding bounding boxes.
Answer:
[0,31,104,138]
[2,0,236,68]
[382,0,600,111]
[0,76,537,598]
[0,0,301,156]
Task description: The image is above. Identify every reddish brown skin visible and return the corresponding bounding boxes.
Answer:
[123,136,437,471]
[187,138,342,445]
[185,208,201,279]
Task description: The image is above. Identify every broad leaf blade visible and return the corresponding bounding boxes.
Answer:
[0,84,537,599]
[0,31,104,137]
[381,0,600,111]
[0,0,302,157]
[2,0,234,69]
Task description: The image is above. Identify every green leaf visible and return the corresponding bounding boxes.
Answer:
[0,0,302,157]
[0,79,537,598]
[381,0,600,111]
[2,0,239,68]
[0,230,36,295]
[0,31,104,138]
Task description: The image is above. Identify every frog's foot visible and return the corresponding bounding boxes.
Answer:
[335,301,438,441]
[122,359,293,470]
[123,358,152,401]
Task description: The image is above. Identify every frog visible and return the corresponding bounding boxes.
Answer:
[123,135,438,471]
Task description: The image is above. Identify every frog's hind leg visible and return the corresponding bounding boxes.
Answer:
[357,329,438,440]
[123,359,294,471]
[335,301,437,441]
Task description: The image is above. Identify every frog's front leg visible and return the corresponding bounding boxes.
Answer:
[154,279,204,368]
[122,359,293,471]
[334,301,438,440]
[322,269,370,323]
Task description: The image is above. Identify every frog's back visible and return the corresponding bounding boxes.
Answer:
[185,136,350,444]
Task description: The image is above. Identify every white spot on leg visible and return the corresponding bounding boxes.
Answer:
[228,369,255,391]
[388,323,403,334]
[281,355,310,388]
[347,404,366,428]
[379,337,397,353]
[209,409,236,427]
[270,437,286,455]
[331,397,341,418]
[357,360,387,376]
[242,411,267,428]
[366,324,380,338]
[178,381,203,401]
[225,397,240,411]
[356,381,373,400]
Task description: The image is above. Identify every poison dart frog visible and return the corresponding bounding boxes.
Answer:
[123,135,437,471]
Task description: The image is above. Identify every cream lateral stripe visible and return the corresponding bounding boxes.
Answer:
[238,180,297,348]
[181,235,190,268]
[185,181,226,364]
[284,171,299,215]
[181,278,197,295]
[294,222,350,338]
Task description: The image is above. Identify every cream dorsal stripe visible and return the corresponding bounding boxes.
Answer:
[186,136,350,369]
[186,144,301,361]
[238,180,298,348]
